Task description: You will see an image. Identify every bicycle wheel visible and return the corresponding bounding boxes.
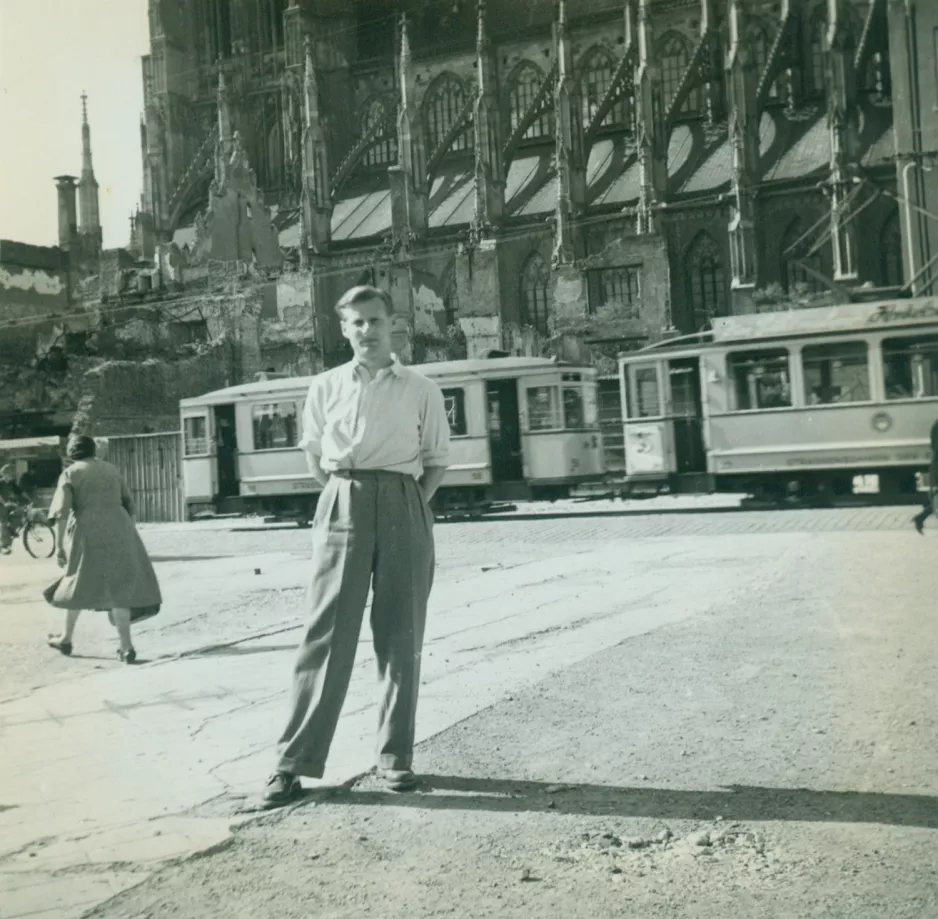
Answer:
[23,520,56,559]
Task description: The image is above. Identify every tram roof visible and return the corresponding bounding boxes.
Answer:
[710,298,938,343]
[180,356,587,408]
[619,297,938,362]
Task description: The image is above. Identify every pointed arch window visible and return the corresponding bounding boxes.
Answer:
[508,62,553,141]
[659,33,699,117]
[248,105,284,190]
[880,211,904,287]
[424,72,472,156]
[521,253,552,336]
[781,219,824,293]
[265,117,284,188]
[687,232,726,328]
[361,98,397,168]
[579,48,629,130]
[807,7,827,101]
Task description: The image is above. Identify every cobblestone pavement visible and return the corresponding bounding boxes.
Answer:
[0,499,935,919]
[1,500,927,703]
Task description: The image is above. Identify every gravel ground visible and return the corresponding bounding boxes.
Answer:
[79,527,938,919]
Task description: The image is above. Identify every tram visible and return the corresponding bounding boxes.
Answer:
[180,355,605,521]
[617,298,938,501]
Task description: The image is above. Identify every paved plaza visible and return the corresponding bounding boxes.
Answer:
[1,499,936,918]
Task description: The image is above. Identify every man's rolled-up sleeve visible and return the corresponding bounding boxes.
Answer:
[421,383,451,468]
[298,381,325,456]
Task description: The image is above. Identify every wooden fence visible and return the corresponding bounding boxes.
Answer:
[102,431,183,523]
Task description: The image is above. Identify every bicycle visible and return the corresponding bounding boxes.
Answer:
[1,503,57,559]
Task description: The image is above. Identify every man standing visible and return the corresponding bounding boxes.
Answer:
[263,285,451,807]
[913,418,938,534]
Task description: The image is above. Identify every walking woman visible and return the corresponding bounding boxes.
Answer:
[45,435,162,662]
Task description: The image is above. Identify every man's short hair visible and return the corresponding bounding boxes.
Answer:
[334,285,394,317]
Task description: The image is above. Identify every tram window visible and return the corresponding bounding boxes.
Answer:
[183,416,209,456]
[441,388,467,436]
[882,335,938,400]
[527,386,562,431]
[802,342,870,404]
[252,402,300,450]
[633,367,661,417]
[563,387,585,428]
[727,349,792,410]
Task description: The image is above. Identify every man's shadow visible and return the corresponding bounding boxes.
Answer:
[320,774,938,830]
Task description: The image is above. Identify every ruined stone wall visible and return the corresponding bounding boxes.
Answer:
[455,239,503,357]
[72,355,230,437]
[193,186,283,267]
[581,223,672,340]
[0,241,70,363]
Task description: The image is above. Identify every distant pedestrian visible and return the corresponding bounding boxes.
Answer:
[262,285,450,807]
[44,435,162,662]
[0,463,29,554]
[912,418,938,534]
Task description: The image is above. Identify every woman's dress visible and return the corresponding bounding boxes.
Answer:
[46,459,162,611]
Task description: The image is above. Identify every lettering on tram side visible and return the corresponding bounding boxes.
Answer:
[718,450,930,471]
[786,455,885,466]
[868,300,938,324]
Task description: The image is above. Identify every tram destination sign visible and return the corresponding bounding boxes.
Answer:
[711,298,938,342]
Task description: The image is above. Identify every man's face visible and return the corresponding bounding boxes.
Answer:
[339,297,393,365]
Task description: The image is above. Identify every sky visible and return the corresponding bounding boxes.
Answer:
[0,0,150,250]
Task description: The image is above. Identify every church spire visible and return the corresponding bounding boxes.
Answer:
[217,69,233,152]
[472,0,504,231]
[552,0,586,265]
[77,92,102,253]
[300,35,332,253]
[399,12,416,109]
[391,13,428,239]
[304,34,319,123]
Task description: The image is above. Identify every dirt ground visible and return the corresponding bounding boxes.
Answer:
[82,531,938,919]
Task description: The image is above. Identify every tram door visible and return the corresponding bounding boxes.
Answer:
[486,379,524,481]
[213,404,239,499]
[668,358,706,474]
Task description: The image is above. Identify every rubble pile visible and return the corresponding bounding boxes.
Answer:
[543,820,774,876]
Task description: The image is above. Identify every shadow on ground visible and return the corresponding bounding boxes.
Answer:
[317,774,938,830]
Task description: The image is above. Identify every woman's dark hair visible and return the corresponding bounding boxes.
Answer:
[66,435,97,461]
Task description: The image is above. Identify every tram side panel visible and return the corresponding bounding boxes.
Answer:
[701,347,935,494]
[518,370,606,495]
[434,379,494,506]
[234,395,321,518]
[181,409,216,518]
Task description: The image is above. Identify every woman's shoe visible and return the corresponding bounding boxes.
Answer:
[913,515,926,535]
[47,636,73,656]
[118,647,137,664]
